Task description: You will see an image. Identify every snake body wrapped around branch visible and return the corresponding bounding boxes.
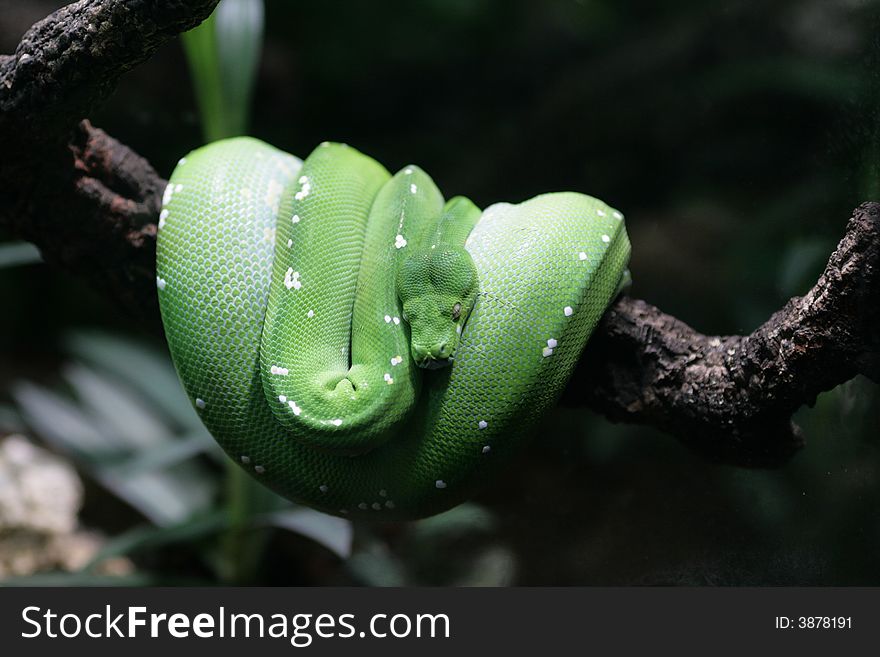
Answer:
[156,138,630,519]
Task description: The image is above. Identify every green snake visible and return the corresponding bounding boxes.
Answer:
[156,137,630,520]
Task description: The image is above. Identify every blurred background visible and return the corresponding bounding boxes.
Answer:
[0,0,878,585]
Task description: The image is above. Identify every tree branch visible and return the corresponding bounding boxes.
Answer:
[0,0,218,320]
[568,202,880,466]
[2,1,878,467]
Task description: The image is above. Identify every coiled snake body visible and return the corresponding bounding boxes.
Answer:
[157,138,630,520]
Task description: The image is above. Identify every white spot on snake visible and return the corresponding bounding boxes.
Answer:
[478,420,488,430]
[175,184,183,193]
[613,211,623,220]
[294,176,311,201]
[288,400,302,415]
[393,317,400,325]
[158,209,169,228]
[264,227,276,243]
[547,338,558,348]
[435,480,447,489]
[384,315,392,323]
[319,484,329,494]
[601,234,611,243]
[156,276,166,290]
[287,238,293,248]
[254,465,265,474]
[331,418,343,426]
[379,489,387,497]
[384,373,394,384]
[162,183,174,206]
[404,168,413,175]
[542,347,554,358]
[394,234,408,249]
[564,306,574,316]
[240,455,250,464]
[284,268,302,290]
[307,309,315,318]
[178,157,187,166]
[596,209,606,217]
[195,398,206,409]
[372,502,382,510]
[278,395,287,403]
[358,502,368,510]
[410,184,418,194]
[456,324,462,335]
[482,445,491,454]
[291,214,300,224]
[270,365,289,375]
[578,251,587,260]
[320,141,330,148]
[390,356,403,366]
[385,500,395,509]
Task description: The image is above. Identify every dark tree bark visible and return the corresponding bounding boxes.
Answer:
[0,0,219,320]
[1,0,878,467]
[569,202,880,466]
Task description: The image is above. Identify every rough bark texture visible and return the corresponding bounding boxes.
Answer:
[0,0,219,320]
[1,1,878,467]
[568,202,879,466]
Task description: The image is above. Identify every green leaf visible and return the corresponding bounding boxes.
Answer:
[96,465,216,527]
[82,510,228,571]
[345,541,409,587]
[66,332,206,432]
[407,503,497,545]
[108,431,216,478]
[0,241,41,269]
[11,381,121,458]
[450,545,517,587]
[215,0,264,137]
[181,10,225,142]
[260,508,353,559]
[62,363,173,450]
[182,0,265,141]
[13,358,218,527]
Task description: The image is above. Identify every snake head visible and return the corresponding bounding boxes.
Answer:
[397,246,478,369]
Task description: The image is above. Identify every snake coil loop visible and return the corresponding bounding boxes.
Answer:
[157,137,630,519]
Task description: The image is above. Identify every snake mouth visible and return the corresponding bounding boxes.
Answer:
[412,342,455,369]
[416,356,452,370]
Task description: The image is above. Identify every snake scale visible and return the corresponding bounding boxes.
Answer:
[156,137,630,520]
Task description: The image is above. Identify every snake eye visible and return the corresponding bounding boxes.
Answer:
[452,303,461,320]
